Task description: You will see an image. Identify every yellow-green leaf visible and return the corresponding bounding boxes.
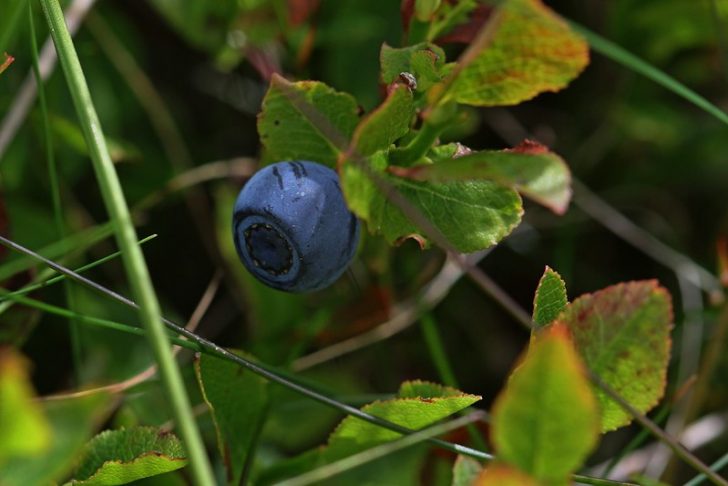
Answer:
[0,348,51,462]
[556,281,673,432]
[67,426,187,485]
[491,325,599,484]
[446,0,589,107]
[1,392,111,485]
[258,380,480,484]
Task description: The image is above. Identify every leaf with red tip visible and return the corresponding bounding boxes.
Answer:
[556,281,673,432]
[445,0,589,107]
[476,463,540,486]
[287,0,320,26]
[0,53,14,75]
[389,140,572,214]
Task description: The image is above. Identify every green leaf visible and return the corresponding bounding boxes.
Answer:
[195,351,269,484]
[259,380,480,484]
[532,266,568,328]
[390,140,572,214]
[446,0,589,107]
[380,42,446,91]
[351,84,415,157]
[451,455,483,486]
[1,393,111,485]
[0,348,51,462]
[68,426,187,485]
[491,324,599,484]
[258,74,361,168]
[330,381,479,448]
[342,153,523,252]
[556,280,673,432]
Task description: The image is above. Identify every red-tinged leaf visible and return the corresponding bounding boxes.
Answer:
[287,0,320,26]
[389,139,572,214]
[475,462,540,486]
[401,0,415,30]
[436,5,493,44]
[717,236,728,287]
[532,266,568,328]
[0,53,14,75]
[491,324,599,484]
[445,0,589,107]
[556,281,674,432]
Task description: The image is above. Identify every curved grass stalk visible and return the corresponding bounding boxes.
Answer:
[37,1,215,483]
[568,20,728,128]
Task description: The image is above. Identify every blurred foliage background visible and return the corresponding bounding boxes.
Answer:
[1,0,727,482]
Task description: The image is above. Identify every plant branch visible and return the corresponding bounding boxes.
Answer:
[37,1,215,483]
[589,373,728,486]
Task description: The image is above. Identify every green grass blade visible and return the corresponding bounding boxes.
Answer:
[568,20,728,127]
[37,1,215,484]
[0,234,157,309]
[0,223,113,282]
[685,451,728,486]
[28,1,83,381]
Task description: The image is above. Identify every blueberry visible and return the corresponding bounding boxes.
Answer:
[232,161,360,292]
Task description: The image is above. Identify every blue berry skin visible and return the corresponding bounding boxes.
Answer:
[232,161,360,293]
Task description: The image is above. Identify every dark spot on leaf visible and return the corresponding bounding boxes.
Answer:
[274,120,280,126]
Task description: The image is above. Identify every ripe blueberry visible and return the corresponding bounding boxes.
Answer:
[232,161,360,292]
